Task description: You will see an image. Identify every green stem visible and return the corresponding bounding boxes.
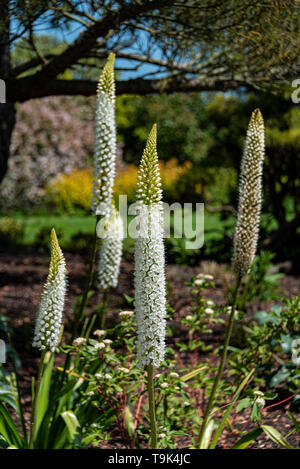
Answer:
[100,287,110,329]
[147,363,157,449]
[60,215,101,394]
[197,275,242,448]
[60,217,100,388]
[72,216,100,340]
[29,349,46,449]
[50,217,101,437]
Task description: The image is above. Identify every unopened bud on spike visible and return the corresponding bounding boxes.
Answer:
[232,109,265,277]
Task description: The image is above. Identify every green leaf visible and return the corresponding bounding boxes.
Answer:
[254,310,280,325]
[232,427,262,449]
[236,398,251,413]
[51,411,80,449]
[0,403,23,448]
[60,411,80,442]
[124,294,134,304]
[199,418,215,449]
[288,412,300,434]
[0,436,9,448]
[0,387,17,410]
[209,369,255,449]
[261,425,294,449]
[270,370,290,388]
[250,402,261,425]
[34,351,54,439]
[52,379,78,401]
[180,366,207,382]
[124,405,135,440]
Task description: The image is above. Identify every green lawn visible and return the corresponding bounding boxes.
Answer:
[13,215,96,245]
[11,211,235,249]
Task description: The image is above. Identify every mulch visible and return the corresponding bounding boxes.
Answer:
[0,251,299,449]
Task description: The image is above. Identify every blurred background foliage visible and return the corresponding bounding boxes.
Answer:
[0,85,299,269]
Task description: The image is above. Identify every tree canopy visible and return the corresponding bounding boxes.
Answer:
[4,0,300,102]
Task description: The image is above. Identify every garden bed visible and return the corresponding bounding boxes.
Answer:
[0,251,299,449]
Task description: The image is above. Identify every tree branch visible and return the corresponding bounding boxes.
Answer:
[7,75,254,102]
[13,0,174,100]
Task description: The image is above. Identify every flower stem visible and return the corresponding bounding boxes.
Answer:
[197,275,242,448]
[29,349,46,449]
[72,216,100,340]
[100,287,110,329]
[147,363,157,449]
[61,216,100,388]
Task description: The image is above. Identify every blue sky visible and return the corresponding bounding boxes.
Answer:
[11,14,160,80]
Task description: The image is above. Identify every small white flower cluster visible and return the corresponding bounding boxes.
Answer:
[93,329,106,337]
[135,125,166,369]
[103,339,112,345]
[226,306,239,318]
[233,109,265,276]
[98,206,123,289]
[94,342,106,350]
[119,310,134,318]
[73,337,86,347]
[91,54,116,217]
[33,229,67,352]
[195,273,214,286]
[254,390,265,409]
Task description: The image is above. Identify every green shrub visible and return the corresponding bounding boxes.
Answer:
[0,218,24,246]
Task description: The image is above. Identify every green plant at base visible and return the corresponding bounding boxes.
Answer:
[229,295,300,399]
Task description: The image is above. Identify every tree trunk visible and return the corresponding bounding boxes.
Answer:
[0,3,15,184]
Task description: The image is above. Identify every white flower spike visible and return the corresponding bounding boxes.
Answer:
[233,109,265,277]
[98,205,123,289]
[92,53,116,217]
[33,229,67,352]
[135,124,166,368]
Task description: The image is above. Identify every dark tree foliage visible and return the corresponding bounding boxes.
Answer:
[0,0,299,181]
[5,0,300,101]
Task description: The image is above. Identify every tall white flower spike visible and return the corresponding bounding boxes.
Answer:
[232,109,265,277]
[98,205,123,289]
[92,53,116,217]
[33,229,67,352]
[134,124,166,368]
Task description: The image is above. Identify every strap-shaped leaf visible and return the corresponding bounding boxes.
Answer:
[0,402,23,448]
[232,427,262,449]
[61,411,80,441]
[199,418,215,449]
[34,351,54,439]
[261,425,294,449]
[210,369,255,449]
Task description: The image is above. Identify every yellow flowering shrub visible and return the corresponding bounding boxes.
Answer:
[0,217,24,245]
[160,158,192,200]
[46,169,93,213]
[46,159,192,213]
[114,164,138,204]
